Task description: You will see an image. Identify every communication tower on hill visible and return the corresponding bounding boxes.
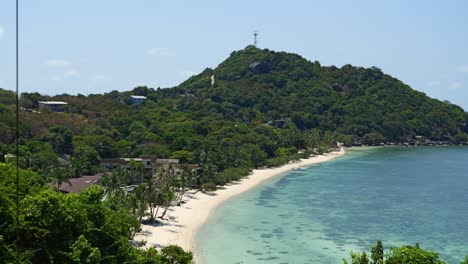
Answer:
[254,31,259,47]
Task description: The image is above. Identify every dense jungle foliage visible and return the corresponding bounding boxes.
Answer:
[0,163,194,263]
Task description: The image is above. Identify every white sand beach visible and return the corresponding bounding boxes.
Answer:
[134,148,346,261]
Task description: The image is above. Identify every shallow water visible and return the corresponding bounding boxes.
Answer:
[195,147,468,263]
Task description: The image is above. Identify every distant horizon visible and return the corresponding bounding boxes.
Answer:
[0,0,467,109]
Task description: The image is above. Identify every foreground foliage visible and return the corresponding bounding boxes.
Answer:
[344,240,468,264]
[0,163,193,264]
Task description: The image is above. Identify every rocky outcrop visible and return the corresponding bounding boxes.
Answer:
[249,61,271,74]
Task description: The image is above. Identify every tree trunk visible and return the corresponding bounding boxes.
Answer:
[177,188,186,206]
[159,201,170,219]
[149,203,156,220]
[154,205,160,219]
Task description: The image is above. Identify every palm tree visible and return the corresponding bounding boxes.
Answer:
[49,166,73,191]
[100,167,127,195]
[143,171,164,221]
[128,159,145,184]
[176,165,193,206]
[128,184,147,238]
[158,165,181,219]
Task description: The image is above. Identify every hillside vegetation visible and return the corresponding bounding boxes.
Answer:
[1,46,467,179]
[1,46,468,263]
[176,46,468,142]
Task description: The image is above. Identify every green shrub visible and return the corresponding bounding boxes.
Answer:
[201,182,217,193]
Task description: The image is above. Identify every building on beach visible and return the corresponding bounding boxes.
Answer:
[100,155,198,180]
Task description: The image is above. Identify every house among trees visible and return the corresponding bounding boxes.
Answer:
[37,101,68,112]
[100,155,198,179]
[130,95,147,105]
[100,155,159,178]
[3,153,16,163]
[58,173,104,193]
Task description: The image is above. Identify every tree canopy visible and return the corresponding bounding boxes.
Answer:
[0,163,193,264]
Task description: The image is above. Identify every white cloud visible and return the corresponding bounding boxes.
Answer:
[64,69,80,78]
[147,48,173,57]
[449,81,462,90]
[0,26,4,38]
[45,59,71,67]
[456,65,468,73]
[428,81,441,86]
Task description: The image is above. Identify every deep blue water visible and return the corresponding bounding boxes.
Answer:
[195,147,468,263]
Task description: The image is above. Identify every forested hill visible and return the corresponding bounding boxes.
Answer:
[0,46,468,148]
[1,45,468,170]
[171,45,468,142]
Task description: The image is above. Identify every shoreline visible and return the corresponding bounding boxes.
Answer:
[134,148,347,262]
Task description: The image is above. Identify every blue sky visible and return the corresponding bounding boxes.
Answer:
[0,0,467,109]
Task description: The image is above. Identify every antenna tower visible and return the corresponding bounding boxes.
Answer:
[254,31,259,47]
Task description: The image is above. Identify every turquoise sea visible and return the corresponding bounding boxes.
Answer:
[195,147,468,263]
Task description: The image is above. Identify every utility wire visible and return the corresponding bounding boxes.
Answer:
[15,0,20,263]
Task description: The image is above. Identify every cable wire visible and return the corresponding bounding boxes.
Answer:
[15,0,20,263]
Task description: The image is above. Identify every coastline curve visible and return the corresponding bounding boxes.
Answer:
[134,148,347,262]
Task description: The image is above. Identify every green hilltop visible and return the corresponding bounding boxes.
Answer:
[175,45,468,142]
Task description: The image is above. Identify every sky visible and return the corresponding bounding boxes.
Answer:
[0,0,467,110]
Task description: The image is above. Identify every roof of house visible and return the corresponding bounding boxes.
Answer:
[130,95,147,99]
[139,155,157,160]
[4,153,16,159]
[57,156,71,166]
[156,158,179,164]
[37,101,68,105]
[59,173,104,193]
[122,158,143,162]
[100,159,127,164]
